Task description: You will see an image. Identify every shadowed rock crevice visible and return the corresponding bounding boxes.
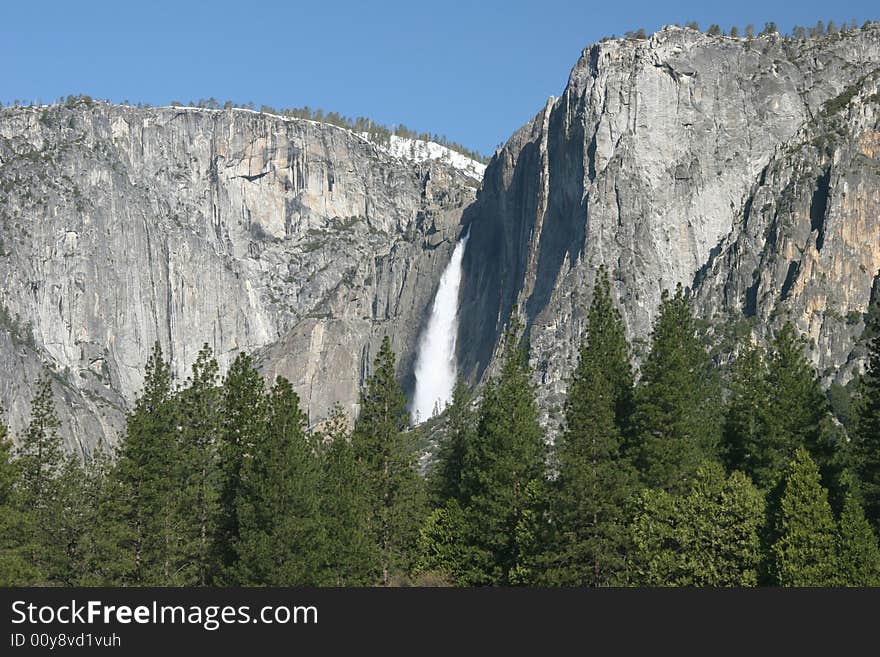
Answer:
[810,168,831,251]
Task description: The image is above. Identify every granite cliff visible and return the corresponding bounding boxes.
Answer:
[3,24,880,450]
[0,103,477,452]
[458,25,880,427]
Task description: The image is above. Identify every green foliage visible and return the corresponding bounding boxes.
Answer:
[822,82,861,116]
[769,449,838,586]
[230,377,325,585]
[414,498,471,584]
[429,379,475,505]
[630,462,764,586]
[174,344,222,585]
[726,324,839,492]
[456,315,547,585]
[6,272,880,587]
[765,323,839,485]
[0,409,38,585]
[853,323,880,532]
[723,342,775,485]
[827,381,855,427]
[47,450,110,585]
[215,352,268,581]
[62,95,94,108]
[835,474,880,585]
[0,302,36,349]
[632,285,721,492]
[542,270,636,585]
[352,336,427,584]
[318,406,377,585]
[110,342,180,584]
[586,267,635,436]
[14,374,64,581]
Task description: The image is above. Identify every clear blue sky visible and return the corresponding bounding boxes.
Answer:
[1,0,876,155]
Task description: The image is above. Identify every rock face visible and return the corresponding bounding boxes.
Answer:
[3,26,880,452]
[458,25,880,428]
[0,103,476,452]
[693,69,880,386]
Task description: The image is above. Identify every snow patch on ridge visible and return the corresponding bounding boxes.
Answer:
[382,135,486,182]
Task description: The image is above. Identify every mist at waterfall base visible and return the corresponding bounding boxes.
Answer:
[410,232,469,425]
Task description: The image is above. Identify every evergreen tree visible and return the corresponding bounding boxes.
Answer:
[835,474,880,586]
[429,379,475,505]
[723,342,775,487]
[765,323,834,479]
[11,377,101,585]
[352,336,426,584]
[414,498,470,585]
[508,478,550,585]
[630,462,764,586]
[77,444,127,585]
[318,405,377,585]
[0,409,36,584]
[112,342,180,584]
[48,451,105,585]
[585,266,635,437]
[175,344,221,585]
[232,377,324,585]
[769,449,837,586]
[458,316,547,585]
[633,286,721,492]
[543,270,636,586]
[15,374,63,508]
[14,373,64,581]
[853,323,880,531]
[215,352,268,581]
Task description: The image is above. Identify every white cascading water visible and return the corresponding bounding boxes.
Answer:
[410,231,469,424]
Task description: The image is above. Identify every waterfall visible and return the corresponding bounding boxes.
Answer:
[410,231,469,424]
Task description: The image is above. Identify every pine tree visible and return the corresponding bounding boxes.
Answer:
[430,379,475,505]
[458,316,547,585]
[175,344,221,585]
[232,377,324,585]
[630,462,764,586]
[215,352,268,581]
[16,374,63,507]
[0,408,36,584]
[112,342,180,584]
[12,378,101,585]
[543,270,636,586]
[723,342,775,487]
[78,443,127,585]
[414,498,470,585]
[15,373,64,581]
[765,323,834,481]
[769,449,837,586]
[352,336,426,584]
[48,452,104,585]
[585,266,635,438]
[835,474,880,586]
[633,286,721,492]
[853,323,880,531]
[318,405,378,585]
